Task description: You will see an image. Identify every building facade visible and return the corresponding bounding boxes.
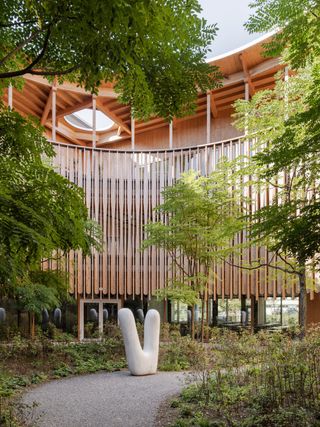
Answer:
[3,34,320,337]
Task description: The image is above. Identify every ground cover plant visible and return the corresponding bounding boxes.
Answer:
[161,326,320,427]
[0,321,205,426]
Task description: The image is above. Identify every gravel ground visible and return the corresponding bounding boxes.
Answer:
[21,371,188,427]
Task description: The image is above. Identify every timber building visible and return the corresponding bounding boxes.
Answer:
[3,34,320,338]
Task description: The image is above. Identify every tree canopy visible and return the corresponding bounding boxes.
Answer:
[143,168,243,338]
[231,0,320,330]
[0,0,220,120]
[0,106,101,296]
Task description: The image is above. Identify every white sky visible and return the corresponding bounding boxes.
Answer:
[199,0,263,58]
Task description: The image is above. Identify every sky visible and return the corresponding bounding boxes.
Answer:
[199,0,263,58]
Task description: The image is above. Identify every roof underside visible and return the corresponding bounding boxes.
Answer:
[2,34,284,148]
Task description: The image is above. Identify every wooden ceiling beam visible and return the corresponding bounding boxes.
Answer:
[55,98,92,119]
[216,93,245,107]
[41,88,52,125]
[24,81,49,101]
[12,90,43,116]
[135,117,164,129]
[239,53,255,97]
[24,74,118,98]
[46,122,86,146]
[210,94,218,118]
[96,99,131,135]
[214,85,245,100]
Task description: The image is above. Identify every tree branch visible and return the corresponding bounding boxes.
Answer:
[222,254,298,275]
[0,28,43,67]
[29,65,79,76]
[0,20,38,27]
[168,250,189,277]
[0,26,51,79]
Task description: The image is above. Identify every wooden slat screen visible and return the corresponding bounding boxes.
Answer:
[52,138,299,300]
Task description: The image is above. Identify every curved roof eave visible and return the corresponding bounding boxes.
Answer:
[206,30,278,65]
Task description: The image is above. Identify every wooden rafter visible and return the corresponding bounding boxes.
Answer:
[239,53,255,97]
[24,74,118,98]
[41,88,52,125]
[210,93,218,118]
[46,122,86,146]
[96,99,131,135]
[55,98,92,119]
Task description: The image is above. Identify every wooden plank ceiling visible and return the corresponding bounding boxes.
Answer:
[2,34,284,148]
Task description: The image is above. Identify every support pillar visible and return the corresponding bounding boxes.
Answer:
[131,115,135,150]
[212,297,218,326]
[206,92,211,144]
[169,121,173,149]
[92,95,97,148]
[98,300,103,337]
[8,84,13,109]
[257,297,266,326]
[250,295,258,333]
[78,298,84,341]
[52,83,57,142]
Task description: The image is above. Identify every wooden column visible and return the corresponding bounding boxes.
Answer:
[212,297,218,326]
[92,95,97,148]
[131,115,135,150]
[98,301,103,337]
[52,83,57,142]
[169,121,173,149]
[250,295,258,333]
[206,92,211,144]
[8,84,13,109]
[78,299,84,341]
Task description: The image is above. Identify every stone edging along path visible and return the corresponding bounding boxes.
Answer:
[21,371,188,427]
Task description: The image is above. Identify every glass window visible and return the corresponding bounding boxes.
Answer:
[265,297,281,325]
[282,297,299,326]
[217,299,243,324]
[171,301,188,323]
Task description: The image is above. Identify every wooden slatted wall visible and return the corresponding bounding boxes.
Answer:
[52,139,299,300]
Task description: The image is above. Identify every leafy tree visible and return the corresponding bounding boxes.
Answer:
[231,0,320,332]
[233,66,318,332]
[0,0,220,120]
[0,106,101,325]
[246,0,320,68]
[143,168,243,340]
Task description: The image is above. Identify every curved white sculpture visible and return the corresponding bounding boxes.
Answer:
[118,308,160,376]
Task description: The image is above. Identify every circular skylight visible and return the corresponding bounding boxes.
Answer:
[65,108,114,131]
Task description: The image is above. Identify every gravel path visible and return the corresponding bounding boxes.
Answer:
[22,371,188,427]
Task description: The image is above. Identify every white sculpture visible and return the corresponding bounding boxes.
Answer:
[118,308,160,376]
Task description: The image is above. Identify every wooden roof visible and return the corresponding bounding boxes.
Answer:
[2,33,284,147]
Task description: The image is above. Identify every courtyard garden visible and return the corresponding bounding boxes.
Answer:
[0,0,320,426]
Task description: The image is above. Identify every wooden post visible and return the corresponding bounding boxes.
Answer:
[250,295,258,333]
[212,297,218,327]
[206,92,211,144]
[131,115,135,150]
[78,298,84,341]
[52,83,57,142]
[98,300,103,338]
[169,121,173,149]
[92,95,97,148]
[8,84,13,109]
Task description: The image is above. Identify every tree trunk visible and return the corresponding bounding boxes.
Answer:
[191,304,195,340]
[250,295,258,334]
[201,294,205,342]
[30,312,35,339]
[205,291,209,342]
[298,267,307,337]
